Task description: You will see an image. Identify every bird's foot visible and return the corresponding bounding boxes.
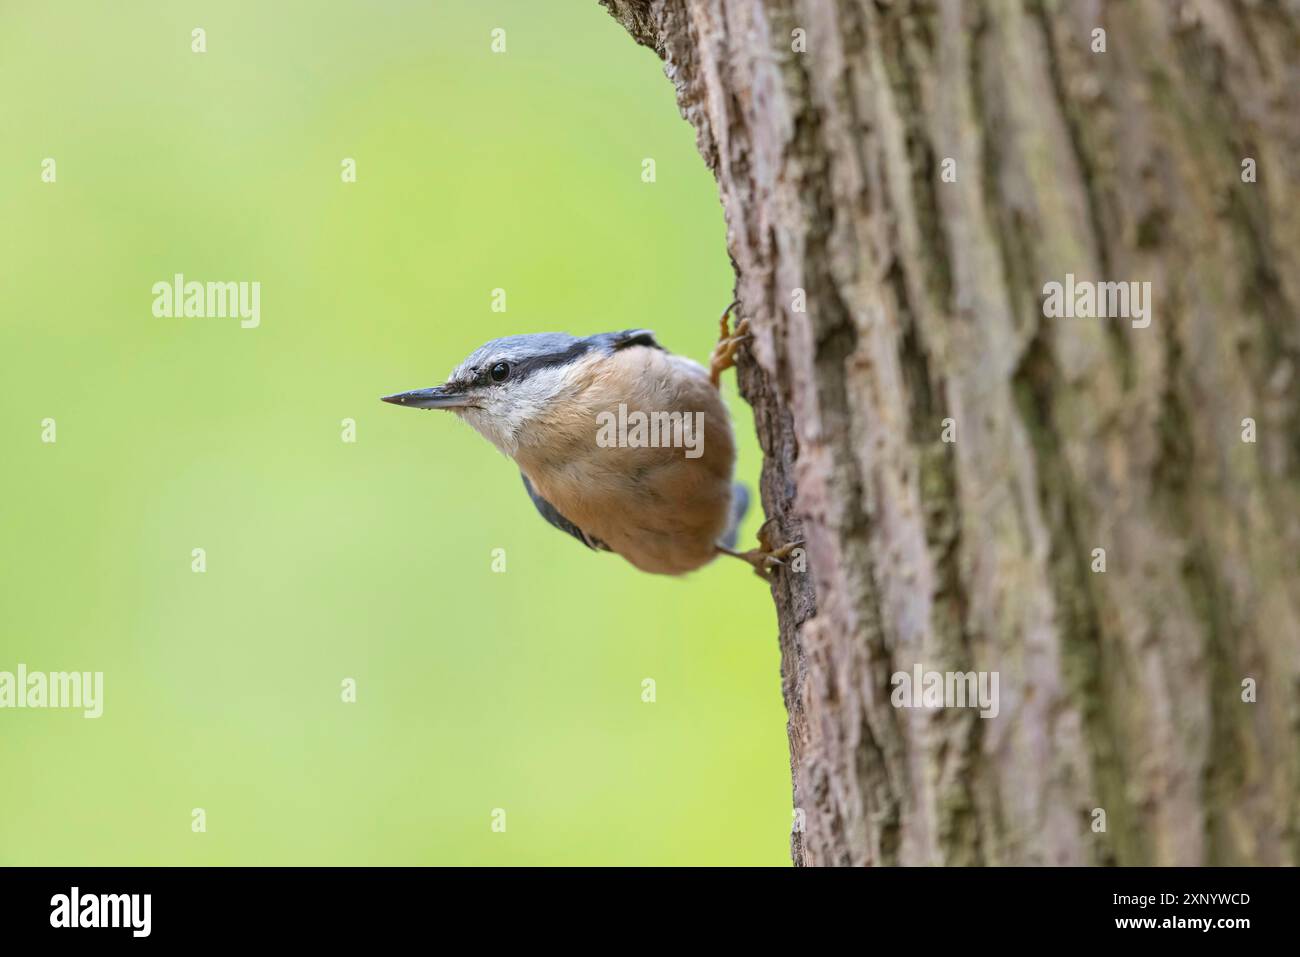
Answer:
[717,520,803,579]
[709,300,751,388]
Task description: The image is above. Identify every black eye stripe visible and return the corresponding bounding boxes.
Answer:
[487,341,593,383]
[462,336,630,390]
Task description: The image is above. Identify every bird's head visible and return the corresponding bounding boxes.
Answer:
[382,332,641,457]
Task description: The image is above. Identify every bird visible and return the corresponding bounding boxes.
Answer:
[381,304,797,576]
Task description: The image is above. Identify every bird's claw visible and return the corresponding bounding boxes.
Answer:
[709,301,751,388]
[734,540,803,579]
[718,519,804,579]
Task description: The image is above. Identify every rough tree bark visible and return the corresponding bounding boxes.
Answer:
[602,0,1300,866]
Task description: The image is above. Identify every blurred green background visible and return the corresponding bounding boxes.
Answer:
[0,2,789,865]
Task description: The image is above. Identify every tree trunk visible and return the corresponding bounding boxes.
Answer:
[602,0,1300,866]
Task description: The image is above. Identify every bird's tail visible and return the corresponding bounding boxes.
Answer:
[720,482,751,550]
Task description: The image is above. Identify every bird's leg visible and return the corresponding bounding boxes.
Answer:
[709,299,751,388]
[716,519,803,579]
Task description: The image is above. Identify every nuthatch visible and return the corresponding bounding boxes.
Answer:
[382,305,796,575]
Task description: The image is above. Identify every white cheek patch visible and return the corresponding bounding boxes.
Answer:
[457,406,515,456]
[455,362,583,458]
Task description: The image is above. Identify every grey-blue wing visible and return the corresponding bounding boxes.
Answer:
[720,482,750,550]
[520,472,609,551]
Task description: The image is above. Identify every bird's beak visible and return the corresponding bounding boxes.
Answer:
[380,385,473,410]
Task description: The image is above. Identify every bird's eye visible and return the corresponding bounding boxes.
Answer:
[489,361,511,383]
